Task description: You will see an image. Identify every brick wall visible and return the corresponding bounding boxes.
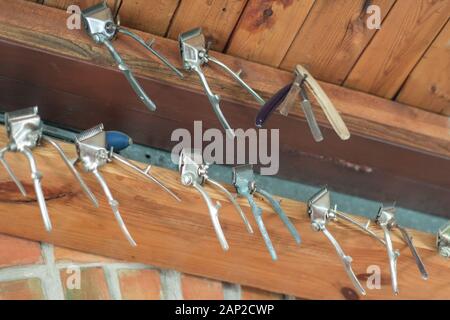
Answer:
[0,234,289,300]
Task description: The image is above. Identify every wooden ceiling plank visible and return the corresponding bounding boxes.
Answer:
[44,0,180,36]
[166,0,248,52]
[344,0,450,99]
[116,0,180,36]
[396,20,450,116]
[280,0,396,84]
[225,0,315,67]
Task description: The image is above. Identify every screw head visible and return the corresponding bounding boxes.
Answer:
[311,222,321,232]
[181,174,192,186]
[105,22,116,35]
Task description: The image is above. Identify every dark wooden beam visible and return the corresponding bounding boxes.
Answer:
[0,1,449,217]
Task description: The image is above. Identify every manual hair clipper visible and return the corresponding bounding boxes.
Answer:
[178,149,253,251]
[375,205,428,295]
[0,107,97,232]
[307,187,386,295]
[179,28,265,138]
[81,0,183,112]
[74,124,181,246]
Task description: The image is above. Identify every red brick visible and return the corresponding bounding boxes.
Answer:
[0,278,44,300]
[0,234,42,268]
[241,286,282,300]
[118,269,161,300]
[54,246,118,264]
[181,274,224,300]
[60,267,110,300]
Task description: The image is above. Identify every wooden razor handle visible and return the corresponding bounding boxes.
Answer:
[295,65,351,140]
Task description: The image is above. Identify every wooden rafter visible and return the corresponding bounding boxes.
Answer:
[0,129,448,299]
[0,1,449,218]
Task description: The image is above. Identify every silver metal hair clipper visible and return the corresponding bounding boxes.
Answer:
[178,149,253,251]
[81,1,183,112]
[375,205,429,295]
[74,124,181,246]
[307,187,386,296]
[0,107,97,232]
[437,221,450,258]
[179,28,265,138]
[232,165,301,261]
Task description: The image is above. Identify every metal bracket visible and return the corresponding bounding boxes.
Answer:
[179,28,265,138]
[232,165,301,261]
[81,1,183,112]
[178,149,253,251]
[437,221,450,258]
[256,64,350,141]
[375,205,428,295]
[0,107,97,232]
[307,187,386,296]
[75,123,181,246]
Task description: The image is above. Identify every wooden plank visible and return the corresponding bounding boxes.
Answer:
[3,0,448,159]
[225,0,314,66]
[166,0,248,52]
[280,0,396,84]
[0,1,449,218]
[344,0,450,99]
[116,0,179,36]
[396,20,450,116]
[0,130,448,300]
[44,0,180,36]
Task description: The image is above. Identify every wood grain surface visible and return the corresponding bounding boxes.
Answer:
[0,128,448,299]
[280,0,396,84]
[226,0,315,66]
[397,20,450,116]
[345,0,450,98]
[167,0,248,51]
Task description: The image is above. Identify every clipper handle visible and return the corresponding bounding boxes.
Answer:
[322,227,366,296]
[380,225,399,295]
[398,226,429,280]
[103,39,157,111]
[193,66,235,138]
[256,188,301,244]
[192,181,228,251]
[208,56,265,105]
[244,193,277,261]
[106,131,132,152]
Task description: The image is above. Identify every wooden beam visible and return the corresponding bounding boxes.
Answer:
[0,129,448,300]
[0,1,449,218]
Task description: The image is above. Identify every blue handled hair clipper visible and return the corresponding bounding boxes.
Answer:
[74,124,181,246]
